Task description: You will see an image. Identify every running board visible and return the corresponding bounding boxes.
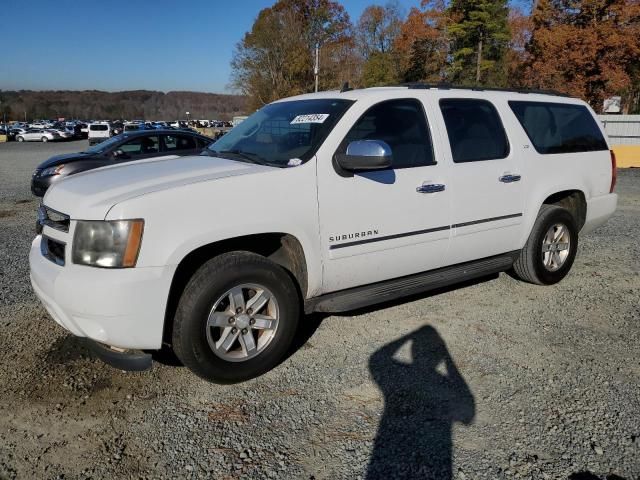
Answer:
[305,251,519,313]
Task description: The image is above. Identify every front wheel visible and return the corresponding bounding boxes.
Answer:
[172,251,300,383]
[41,136,48,143]
[512,205,578,285]
[17,136,24,142]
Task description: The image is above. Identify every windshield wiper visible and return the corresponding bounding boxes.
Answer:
[208,149,270,166]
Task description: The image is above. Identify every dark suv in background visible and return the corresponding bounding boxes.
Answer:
[31,129,213,196]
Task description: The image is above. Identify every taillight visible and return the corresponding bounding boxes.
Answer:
[610,150,617,193]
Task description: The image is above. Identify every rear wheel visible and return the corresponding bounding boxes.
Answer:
[512,205,578,285]
[172,251,300,383]
[17,136,24,142]
[41,136,48,143]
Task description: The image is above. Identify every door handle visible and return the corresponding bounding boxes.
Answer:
[416,183,446,194]
[499,174,522,183]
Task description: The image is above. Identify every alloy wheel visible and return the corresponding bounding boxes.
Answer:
[541,223,571,272]
[205,283,279,362]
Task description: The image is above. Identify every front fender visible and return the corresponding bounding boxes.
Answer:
[105,162,323,296]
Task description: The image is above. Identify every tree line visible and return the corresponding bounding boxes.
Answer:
[0,90,247,122]
[231,0,640,113]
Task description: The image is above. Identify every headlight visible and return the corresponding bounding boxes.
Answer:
[41,164,65,176]
[72,219,144,268]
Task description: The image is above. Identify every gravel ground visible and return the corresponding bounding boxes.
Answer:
[0,141,639,480]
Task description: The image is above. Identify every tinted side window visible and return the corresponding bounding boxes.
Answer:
[341,98,435,168]
[164,135,197,152]
[196,138,210,149]
[509,101,608,154]
[440,99,509,163]
[119,136,159,156]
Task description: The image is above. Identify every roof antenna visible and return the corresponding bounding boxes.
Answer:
[340,82,352,93]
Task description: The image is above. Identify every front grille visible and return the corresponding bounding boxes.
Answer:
[37,204,70,233]
[41,235,66,266]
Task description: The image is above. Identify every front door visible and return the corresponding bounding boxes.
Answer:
[317,97,452,293]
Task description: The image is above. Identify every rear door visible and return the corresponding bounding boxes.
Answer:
[436,97,524,264]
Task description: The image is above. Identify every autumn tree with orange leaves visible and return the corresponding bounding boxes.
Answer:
[524,0,640,110]
[394,0,450,83]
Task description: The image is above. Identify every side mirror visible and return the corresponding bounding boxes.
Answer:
[335,140,392,172]
[112,149,127,159]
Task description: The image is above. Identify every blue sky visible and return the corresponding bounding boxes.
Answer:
[1,0,428,93]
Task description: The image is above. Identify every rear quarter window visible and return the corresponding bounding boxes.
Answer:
[508,101,608,154]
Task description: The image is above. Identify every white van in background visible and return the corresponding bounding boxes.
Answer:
[88,122,111,146]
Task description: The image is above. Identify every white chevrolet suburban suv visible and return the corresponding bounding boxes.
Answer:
[30,85,618,383]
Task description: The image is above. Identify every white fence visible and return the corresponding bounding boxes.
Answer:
[599,115,640,145]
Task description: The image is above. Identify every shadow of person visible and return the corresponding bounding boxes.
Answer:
[367,325,475,480]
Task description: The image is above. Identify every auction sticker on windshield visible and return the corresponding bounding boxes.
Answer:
[290,114,329,124]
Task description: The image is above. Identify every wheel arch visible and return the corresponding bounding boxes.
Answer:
[162,232,308,345]
[542,189,587,231]
[520,186,588,247]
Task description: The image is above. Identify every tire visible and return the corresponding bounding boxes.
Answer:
[41,136,48,143]
[172,251,300,384]
[17,136,24,142]
[512,204,578,285]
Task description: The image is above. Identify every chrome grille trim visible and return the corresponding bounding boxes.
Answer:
[38,204,70,233]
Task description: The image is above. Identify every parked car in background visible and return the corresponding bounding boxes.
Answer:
[52,128,74,140]
[232,116,248,127]
[71,124,84,138]
[8,128,27,140]
[16,129,61,142]
[123,123,142,133]
[88,122,112,146]
[80,123,89,138]
[111,122,124,136]
[31,129,213,197]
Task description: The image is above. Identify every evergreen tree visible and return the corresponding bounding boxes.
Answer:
[447,0,510,85]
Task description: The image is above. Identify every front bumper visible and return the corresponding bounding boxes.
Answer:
[29,235,174,351]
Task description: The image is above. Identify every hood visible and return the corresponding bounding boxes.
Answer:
[43,155,275,219]
[38,152,92,169]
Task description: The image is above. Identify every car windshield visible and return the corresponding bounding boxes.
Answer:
[206,99,354,167]
[82,134,125,153]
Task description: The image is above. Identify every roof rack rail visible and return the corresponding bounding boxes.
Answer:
[400,83,571,97]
